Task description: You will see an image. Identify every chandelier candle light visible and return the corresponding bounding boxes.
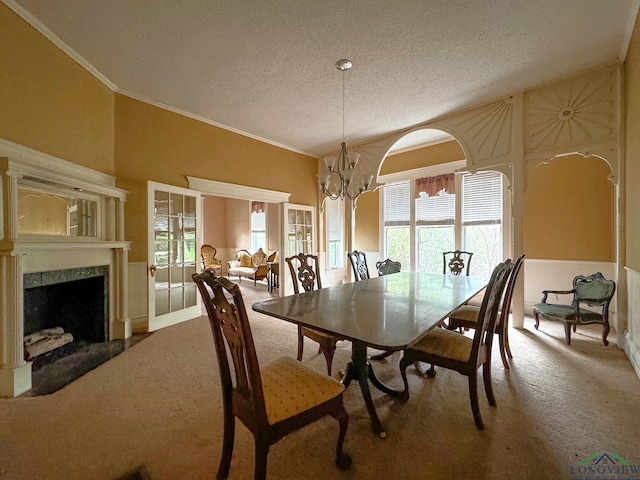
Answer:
[319,59,374,201]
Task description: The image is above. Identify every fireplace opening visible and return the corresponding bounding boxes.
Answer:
[23,266,109,366]
[24,276,107,342]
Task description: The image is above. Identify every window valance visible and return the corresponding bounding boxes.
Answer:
[251,201,265,213]
[415,173,455,198]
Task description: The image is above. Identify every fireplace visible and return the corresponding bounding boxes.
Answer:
[0,138,131,397]
[24,266,109,350]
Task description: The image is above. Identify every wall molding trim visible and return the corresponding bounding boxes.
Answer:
[187,176,290,204]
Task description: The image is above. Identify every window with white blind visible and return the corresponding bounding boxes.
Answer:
[383,182,411,270]
[462,171,503,278]
[382,170,504,276]
[416,191,455,273]
[251,205,266,253]
[326,198,345,269]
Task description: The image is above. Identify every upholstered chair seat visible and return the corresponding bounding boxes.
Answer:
[411,328,473,362]
[446,305,480,323]
[261,356,345,424]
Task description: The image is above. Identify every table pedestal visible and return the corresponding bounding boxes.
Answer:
[341,341,403,439]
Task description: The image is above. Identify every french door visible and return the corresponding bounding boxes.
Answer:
[147,181,202,331]
[281,203,316,296]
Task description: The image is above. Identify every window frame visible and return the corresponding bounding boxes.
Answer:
[380,160,510,274]
[250,203,267,253]
[325,197,346,269]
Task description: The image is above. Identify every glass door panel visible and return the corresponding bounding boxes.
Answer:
[148,182,201,331]
[282,203,316,296]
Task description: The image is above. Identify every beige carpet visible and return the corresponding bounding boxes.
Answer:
[1,282,639,479]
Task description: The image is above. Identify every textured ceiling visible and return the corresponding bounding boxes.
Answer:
[6,0,640,157]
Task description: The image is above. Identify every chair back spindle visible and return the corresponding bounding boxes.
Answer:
[443,250,473,276]
[348,250,370,281]
[286,253,322,293]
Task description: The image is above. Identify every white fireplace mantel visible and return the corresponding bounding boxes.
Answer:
[0,138,131,397]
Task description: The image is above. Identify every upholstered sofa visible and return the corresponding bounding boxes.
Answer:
[227,249,268,285]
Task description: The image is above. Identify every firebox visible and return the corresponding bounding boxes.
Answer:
[23,266,109,347]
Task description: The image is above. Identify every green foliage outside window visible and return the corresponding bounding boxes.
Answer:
[417,226,454,273]
[386,227,410,271]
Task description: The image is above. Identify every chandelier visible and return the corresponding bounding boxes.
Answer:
[319,59,374,201]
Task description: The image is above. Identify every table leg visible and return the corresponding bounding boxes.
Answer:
[341,341,402,439]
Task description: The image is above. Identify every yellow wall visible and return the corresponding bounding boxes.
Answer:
[626,14,640,270]
[355,190,379,251]
[267,203,279,253]
[523,155,614,261]
[0,3,114,174]
[114,95,317,262]
[225,198,251,250]
[356,140,464,251]
[203,196,227,247]
[379,140,465,175]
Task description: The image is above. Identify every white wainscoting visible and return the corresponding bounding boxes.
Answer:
[523,258,617,337]
[624,266,640,380]
[128,262,148,333]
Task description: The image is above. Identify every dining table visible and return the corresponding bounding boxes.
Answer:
[252,271,488,438]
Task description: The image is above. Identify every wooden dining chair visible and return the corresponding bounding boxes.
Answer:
[443,250,473,276]
[192,270,352,480]
[347,250,370,281]
[375,258,401,276]
[446,254,525,369]
[398,259,513,430]
[285,253,345,376]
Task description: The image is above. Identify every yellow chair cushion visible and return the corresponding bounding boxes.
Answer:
[449,305,480,323]
[239,254,253,268]
[412,327,472,362]
[260,356,345,425]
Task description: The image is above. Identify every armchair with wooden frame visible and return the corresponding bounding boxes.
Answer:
[192,271,351,479]
[201,244,222,274]
[285,253,345,376]
[533,272,616,346]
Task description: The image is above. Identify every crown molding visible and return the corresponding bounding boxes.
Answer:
[187,176,290,203]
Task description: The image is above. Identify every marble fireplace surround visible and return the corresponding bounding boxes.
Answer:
[0,139,131,397]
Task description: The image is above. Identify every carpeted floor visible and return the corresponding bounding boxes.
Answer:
[1,281,639,479]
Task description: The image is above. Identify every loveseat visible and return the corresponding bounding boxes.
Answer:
[227,249,268,286]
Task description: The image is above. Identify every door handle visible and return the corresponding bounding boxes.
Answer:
[149,264,157,277]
